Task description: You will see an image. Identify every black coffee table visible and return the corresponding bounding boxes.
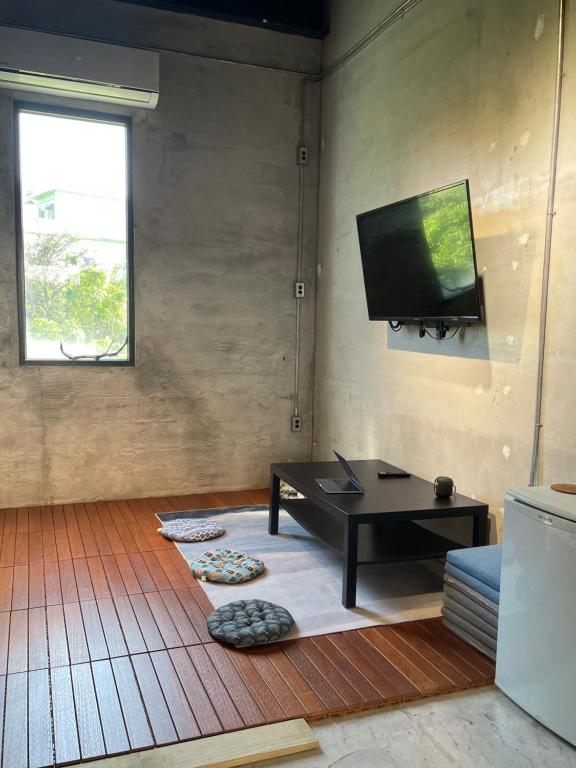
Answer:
[269,459,489,608]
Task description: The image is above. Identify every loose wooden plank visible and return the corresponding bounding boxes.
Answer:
[28,668,54,768]
[137,718,318,768]
[51,665,81,764]
[131,652,177,746]
[92,659,130,755]
[71,662,107,758]
[111,656,154,750]
[150,650,202,740]
[3,671,28,768]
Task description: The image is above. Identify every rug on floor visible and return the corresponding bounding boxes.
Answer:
[157,505,444,639]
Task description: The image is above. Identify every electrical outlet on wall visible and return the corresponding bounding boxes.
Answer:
[294,281,305,298]
[291,415,302,432]
[297,146,309,165]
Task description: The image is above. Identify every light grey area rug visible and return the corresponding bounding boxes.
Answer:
[157,505,444,638]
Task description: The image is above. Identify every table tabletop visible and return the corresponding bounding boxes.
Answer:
[271,459,487,522]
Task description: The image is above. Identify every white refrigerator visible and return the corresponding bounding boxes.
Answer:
[496,485,576,745]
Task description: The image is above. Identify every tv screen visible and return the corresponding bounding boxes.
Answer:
[356,180,481,322]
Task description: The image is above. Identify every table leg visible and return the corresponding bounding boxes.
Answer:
[342,520,358,608]
[269,471,280,535]
[473,510,489,546]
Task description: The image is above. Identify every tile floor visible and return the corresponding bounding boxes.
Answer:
[259,686,576,767]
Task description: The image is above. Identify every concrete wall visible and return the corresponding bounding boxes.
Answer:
[0,1,321,506]
[314,0,571,539]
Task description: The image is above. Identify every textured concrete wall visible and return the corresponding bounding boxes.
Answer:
[314,0,570,539]
[0,2,321,505]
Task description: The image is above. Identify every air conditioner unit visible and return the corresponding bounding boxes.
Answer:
[0,26,159,109]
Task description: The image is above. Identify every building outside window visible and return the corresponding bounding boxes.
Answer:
[15,104,134,364]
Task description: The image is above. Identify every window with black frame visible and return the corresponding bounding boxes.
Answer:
[14,104,134,365]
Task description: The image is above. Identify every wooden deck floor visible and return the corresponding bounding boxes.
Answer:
[0,489,495,768]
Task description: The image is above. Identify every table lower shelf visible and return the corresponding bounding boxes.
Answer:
[281,498,463,564]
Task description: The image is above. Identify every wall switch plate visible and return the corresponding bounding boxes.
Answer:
[297,146,309,165]
[291,415,302,432]
[294,281,305,298]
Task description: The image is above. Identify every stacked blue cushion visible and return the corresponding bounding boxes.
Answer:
[442,544,502,661]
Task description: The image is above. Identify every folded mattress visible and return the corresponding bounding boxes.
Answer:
[443,594,498,637]
[445,562,500,604]
[446,544,501,591]
[443,618,496,661]
[441,606,497,651]
[443,573,499,616]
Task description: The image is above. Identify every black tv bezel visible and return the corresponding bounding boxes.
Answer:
[356,179,482,324]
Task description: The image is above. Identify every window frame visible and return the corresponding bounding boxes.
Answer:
[14,101,135,367]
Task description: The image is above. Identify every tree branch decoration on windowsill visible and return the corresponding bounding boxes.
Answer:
[59,337,128,361]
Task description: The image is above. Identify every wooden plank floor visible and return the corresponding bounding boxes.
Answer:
[0,490,495,768]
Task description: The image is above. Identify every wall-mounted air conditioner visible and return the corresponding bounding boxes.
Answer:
[0,26,159,109]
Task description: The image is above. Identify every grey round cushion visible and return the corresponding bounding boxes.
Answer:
[207,599,294,647]
[157,519,225,542]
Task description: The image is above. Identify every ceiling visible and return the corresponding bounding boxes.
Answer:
[114,0,328,38]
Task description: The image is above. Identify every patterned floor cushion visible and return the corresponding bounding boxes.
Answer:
[207,599,294,647]
[157,519,225,543]
[190,548,264,583]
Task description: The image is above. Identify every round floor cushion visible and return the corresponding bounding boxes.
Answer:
[157,519,225,543]
[190,548,264,583]
[207,599,294,647]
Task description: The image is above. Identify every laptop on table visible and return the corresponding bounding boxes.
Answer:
[315,451,365,494]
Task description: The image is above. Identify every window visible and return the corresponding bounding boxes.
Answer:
[15,104,134,364]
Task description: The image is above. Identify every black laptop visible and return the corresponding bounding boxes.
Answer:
[315,451,365,494]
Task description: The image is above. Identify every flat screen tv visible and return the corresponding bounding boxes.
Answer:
[356,180,481,323]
